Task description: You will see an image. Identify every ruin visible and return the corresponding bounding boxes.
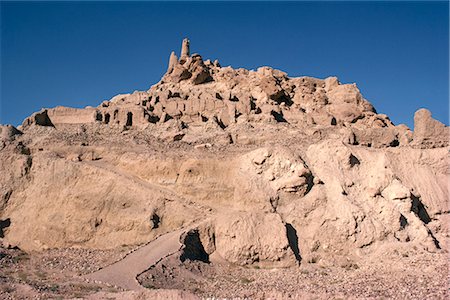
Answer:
[1,37,448,299]
[19,39,449,149]
[179,38,190,64]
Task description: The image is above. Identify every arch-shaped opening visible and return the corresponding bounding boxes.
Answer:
[331,117,337,126]
[104,113,111,124]
[95,111,103,122]
[126,112,133,126]
[180,230,209,263]
[113,110,119,120]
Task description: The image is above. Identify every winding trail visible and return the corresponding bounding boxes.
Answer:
[81,160,212,290]
[84,229,185,290]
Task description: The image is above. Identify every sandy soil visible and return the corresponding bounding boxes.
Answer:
[2,241,448,299]
[138,248,449,299]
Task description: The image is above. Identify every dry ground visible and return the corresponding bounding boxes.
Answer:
[1,243,448,299]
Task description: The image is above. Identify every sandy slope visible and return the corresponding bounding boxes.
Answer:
[84,228,185,290]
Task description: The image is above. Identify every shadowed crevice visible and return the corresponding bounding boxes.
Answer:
[180,230,209,263]
[411,194,431,224]
[286,223,301,262]
[0,218,11,238]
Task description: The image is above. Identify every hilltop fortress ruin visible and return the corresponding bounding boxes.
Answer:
[21,38,448,149]
[1,39,449,292]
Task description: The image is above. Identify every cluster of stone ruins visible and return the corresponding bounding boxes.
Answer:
[21,38,448,148]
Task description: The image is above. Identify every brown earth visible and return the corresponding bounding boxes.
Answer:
[0,38,448,299]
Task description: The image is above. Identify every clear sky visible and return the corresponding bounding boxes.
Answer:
[1,1,448,128]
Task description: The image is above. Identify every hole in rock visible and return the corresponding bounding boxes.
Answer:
[126,112,133,126]
[349,154,360,167]
[150,213,160,229]
[0,218,11,238]
[286,223,301,262]
[399,214,408,229]
[180,230,209,263]
[271,110,287,123]
[168,91,181,99]
[305,173,314,195]
[94,219,102,228]
[411,195,431,224]
[104,113,110,124]
[277,93,293,106]
[95,112,102,122]
[35,112,54,127]
[250,97,257,111]
[230,95,239,102]
[331,117,337,126]
[389,139,400,147]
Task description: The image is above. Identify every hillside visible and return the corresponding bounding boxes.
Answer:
[0,38,448,299]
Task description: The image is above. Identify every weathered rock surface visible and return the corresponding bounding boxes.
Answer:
[412,108,449,148]
[213,212,296,267]
[0,38,448,271]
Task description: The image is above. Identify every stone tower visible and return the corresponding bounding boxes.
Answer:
[180,38,190,64]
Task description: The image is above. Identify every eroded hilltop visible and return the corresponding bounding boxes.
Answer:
[1,38,449,274]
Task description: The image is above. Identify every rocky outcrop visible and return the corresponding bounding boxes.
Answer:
[213,212,297,267]
[0,125,22,144]
[412,108,449,148]
[162,39,212,85]
[22,109,54,128]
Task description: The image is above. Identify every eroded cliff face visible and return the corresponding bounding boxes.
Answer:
[1,39,448,268]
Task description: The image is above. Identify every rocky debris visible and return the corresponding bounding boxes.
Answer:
[0,245,129,299]
[137,244,449,300]
[86,290,200,300]
[412,108,449,148]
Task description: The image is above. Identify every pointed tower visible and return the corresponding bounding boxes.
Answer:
[179,38,190,64]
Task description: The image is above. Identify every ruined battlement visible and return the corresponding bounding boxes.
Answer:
[19,38,449,148]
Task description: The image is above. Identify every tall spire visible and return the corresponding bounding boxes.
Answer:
[167,51,178,73]
[180,38,190,64]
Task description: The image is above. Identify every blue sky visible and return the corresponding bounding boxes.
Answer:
[1,1,448,128]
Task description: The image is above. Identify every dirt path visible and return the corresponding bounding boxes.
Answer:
[84,228,185,290]
[81,160,212,290]
[84,160,212,214]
